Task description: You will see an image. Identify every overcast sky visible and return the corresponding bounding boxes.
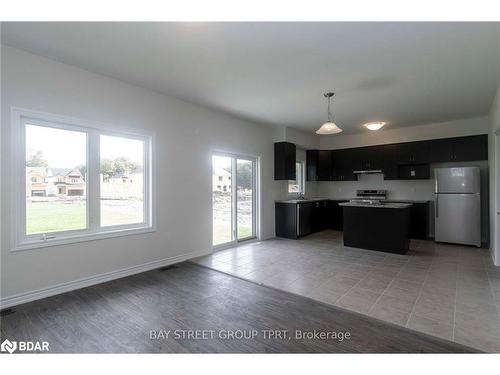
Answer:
[26,124,143,168]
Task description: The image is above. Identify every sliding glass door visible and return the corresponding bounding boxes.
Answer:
[212,153,257,248]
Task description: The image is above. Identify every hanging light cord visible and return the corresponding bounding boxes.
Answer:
[324,92,335,122]
[327,96,332,122]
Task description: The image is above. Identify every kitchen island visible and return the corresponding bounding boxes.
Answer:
[339,202,412,254]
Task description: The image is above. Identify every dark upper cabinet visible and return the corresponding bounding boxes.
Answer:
[306,150,333,181]
[429,135,487,163]
[397,141,430,164]
[307,149,356,181]
[332,149,357,181]
[305,134,487,182]
[381,143,400,180]
[306,150,319,181]
[354,146,384,171]
[317,150,334,181]
[397,164,430,180]
[451,135,488,162]
[274,142,296,180]
[428,138,454,163]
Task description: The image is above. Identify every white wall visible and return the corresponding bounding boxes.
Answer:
[320,116,489,149]
[284,127,319,150]
[0,45,282,303]
[489,82,500,265]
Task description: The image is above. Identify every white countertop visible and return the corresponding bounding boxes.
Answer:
[275,198,332,204]
[276,198,427,205]
[338,202,413,209]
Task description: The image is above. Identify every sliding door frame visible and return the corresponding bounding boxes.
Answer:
[211,151,259,252]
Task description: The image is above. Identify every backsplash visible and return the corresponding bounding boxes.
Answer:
[317,174,434,201]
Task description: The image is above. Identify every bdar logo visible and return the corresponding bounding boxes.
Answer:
[1,339,17,354]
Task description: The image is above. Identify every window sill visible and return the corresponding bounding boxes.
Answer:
[11,226,156,252]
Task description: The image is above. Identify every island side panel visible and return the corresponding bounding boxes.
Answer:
[342,206,411,254]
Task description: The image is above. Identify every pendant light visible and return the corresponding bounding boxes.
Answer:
[316,92,343,135]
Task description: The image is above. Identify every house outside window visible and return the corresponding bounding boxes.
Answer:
[212,168,232,192]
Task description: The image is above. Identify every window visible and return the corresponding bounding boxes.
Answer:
[12,109,153,251]
[25,124,87,235]
[288,162,304,194]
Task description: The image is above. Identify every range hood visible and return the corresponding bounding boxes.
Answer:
[352,169,383,175]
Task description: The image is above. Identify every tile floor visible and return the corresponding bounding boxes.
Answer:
[192,230,500,352]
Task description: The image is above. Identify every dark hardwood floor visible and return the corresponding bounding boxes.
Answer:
[0,262,478,353]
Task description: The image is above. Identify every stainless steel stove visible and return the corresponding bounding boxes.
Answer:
[349,190,387,205]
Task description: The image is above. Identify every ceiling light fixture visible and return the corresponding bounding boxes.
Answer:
[364,122,386,131]
[316,92,343,135]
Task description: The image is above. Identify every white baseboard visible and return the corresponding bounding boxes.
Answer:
[0,249,210,309]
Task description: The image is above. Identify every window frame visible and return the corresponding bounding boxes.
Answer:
[288,161,305,195]
[10,108,155,252]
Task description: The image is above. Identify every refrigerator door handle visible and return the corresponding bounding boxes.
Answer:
[435,195,439,218]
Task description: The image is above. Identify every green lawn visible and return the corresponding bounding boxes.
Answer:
[213,224,252,246]
[26,200,143,234]
[27,200,251,242]
[27,201,86,234]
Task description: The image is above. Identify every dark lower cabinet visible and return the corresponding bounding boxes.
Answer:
[275,201,317,239]
[343,206,411,254]
[383,200,430,240]
[276,200,429,241]
[275,202,298,239]
[297,202,313,237]
[328,200,345,230]
[409,202,430,240]
[275,200,346,239]
[312,200,329,232]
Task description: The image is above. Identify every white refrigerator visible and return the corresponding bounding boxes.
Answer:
[434,167,481,247]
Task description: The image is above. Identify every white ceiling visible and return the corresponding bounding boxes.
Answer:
[2,22,500,134]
